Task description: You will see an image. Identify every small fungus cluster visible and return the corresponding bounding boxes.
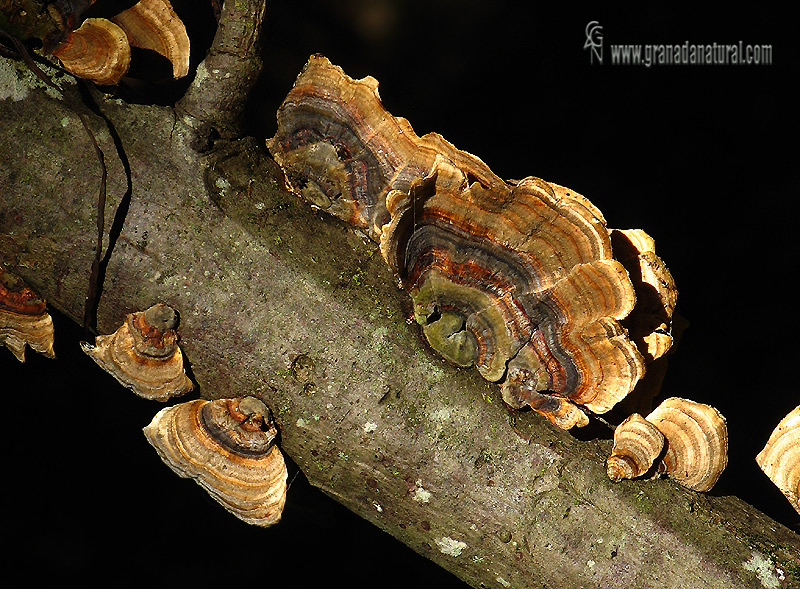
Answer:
[0,266,54,362]
[80,303,193,401]
[52,0,190,84]
[606,397,728,492]
[144,396,288,527]
[3,0,191,85]
[1,269,287,527]
[80,304,288,527]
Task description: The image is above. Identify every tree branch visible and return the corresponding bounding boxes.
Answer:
[176,0,267,148]
[1,52,798,588]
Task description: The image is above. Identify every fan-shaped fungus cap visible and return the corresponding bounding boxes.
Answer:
[111,0,190,79]
[756,406,799,515]
[611,229,677,362]
[606,413,666,482]
[143,397,288,527]
[269,55,652,429]
[269,55,443,240]
[646,397,728,492]
[80,303,193,401]
[51,18,131,85]
[0,267,55,362]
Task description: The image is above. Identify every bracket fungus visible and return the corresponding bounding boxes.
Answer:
[51,17,131,85]
[44,0,190,84]
[647,397,728,492]
[610,229,677,363]
[0,266,55,362]
[606,413,665,482]
[268,55,676,429]
[756,406,799,514]
[80,303,193,401]
[143,397,288,527]
[110,0,191,80]
[605,398,727,492]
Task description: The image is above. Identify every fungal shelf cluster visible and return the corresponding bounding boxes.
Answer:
[2,0,190,85]
[80,303,289,527]
[266,54,800,511]
[267,55,677,432]
[0,266,54,362]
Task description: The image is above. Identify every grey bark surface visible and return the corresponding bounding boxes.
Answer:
[176,0,266,146]
[1,54,798,589]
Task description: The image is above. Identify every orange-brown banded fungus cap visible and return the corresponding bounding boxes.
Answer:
[268,55,663,429]
[111,0,190,80]
[80,303,193,401]
[0,267,55,362]
[646,397,727,492]
[143,397,288,527]
[51,17,131,85]
[268,55,445,241]
[606,413,665,482]
[756,406,799,515]
[611,229,677,362]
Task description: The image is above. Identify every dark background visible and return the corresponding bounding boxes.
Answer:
[4,2,797,585]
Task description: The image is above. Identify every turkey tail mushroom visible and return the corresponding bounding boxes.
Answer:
[45,0,190,84]
[143,397,288,527]
[646,397,728,492]
[110,0,190,80]
[268,55,678,430]
[51,18,131,85]
[80,303,193,401]
[756,406,799,515]
[606,413,665,482]
[0,267,55,362]
[610,229,677,362]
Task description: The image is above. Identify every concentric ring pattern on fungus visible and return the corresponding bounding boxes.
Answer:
[144,396,288,527]
[268,55,676,429]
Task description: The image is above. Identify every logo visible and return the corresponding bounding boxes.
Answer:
[584,21,603,64]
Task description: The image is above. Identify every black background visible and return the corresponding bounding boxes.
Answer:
[4,2,798,585]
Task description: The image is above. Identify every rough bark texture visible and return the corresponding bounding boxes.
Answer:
[1,54,798,589]
[176,0,266,146]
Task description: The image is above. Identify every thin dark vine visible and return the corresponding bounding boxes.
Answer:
[1,30,115,337]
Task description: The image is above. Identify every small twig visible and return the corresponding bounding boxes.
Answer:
[286,468,302,493]
[176,0,268,148]
[594,414,617,431]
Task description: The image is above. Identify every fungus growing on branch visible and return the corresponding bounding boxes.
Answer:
[51,17,130,85]
[144,396,288,527]
[757,406,799,514]
[81,303,193,401]
[646,397,728,492]
[269,55,677,429]
[0,266,55,362]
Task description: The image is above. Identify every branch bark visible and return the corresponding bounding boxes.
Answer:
[176,0,267,148]
[1,51,798,588]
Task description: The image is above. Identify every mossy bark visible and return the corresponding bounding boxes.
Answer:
[1,54,798,589]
